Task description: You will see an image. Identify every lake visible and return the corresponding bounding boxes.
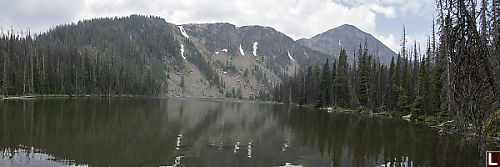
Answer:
[0,97,483,166]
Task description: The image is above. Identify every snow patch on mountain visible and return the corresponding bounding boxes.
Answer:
[288,51,295,62]
[252,42,258,57]
[221,49,228,52]
[178,26,190,39]
[180,44,186,60]
[239,44,245,56]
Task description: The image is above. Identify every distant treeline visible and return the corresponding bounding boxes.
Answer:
[274,42,442,115]
[274,0,499,141]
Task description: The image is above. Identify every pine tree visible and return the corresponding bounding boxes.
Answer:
[357,44,370,108]
[331,60,337,105]
[320,59,331,107]
[388,57,395,110]
[335,49,349,107]
[314,64,322,107]
[393,54,401,111]
[305,66,314,104]
[411,54,430,116]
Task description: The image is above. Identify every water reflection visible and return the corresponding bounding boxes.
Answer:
[0,98,485,166]
[247,141,252,159]
[233,142,239,154]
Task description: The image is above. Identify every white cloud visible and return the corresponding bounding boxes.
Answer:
[0,0,433,53]
[160,0,379,40]
[373,32,431,55]
[338,0,434,16]
[375,34,399,53]
[366,4,396,18]
[0,0,382,40]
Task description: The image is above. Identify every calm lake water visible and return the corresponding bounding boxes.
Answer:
[0,98,485,166]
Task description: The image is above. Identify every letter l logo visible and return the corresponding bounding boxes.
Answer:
[490,152,498,165]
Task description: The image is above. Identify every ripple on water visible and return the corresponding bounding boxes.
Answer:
[282,143,289,152]
[160,155,183,167]
[234,141,240,154]
[275,162,302,167]
[247,141,252,158]
[378,156,413,167]
[176,133,182,150]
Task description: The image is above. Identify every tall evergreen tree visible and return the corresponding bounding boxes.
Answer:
[314,64,322,107]
[320,59,331,107]
[335,49,350,107]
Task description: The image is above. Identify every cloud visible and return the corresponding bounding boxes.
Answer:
[366,4,396,18]
[375,34,399,53]
[0,0,84,34]
[0,0,382,40]
[338,0,434,16]
[0,0,433,53]
[373,31,432,56]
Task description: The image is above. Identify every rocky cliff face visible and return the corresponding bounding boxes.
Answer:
[173,23,332,98]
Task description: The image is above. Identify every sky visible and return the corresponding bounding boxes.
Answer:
[0,0,436,53]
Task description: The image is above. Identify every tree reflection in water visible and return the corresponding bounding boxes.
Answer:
[0,98,482,166]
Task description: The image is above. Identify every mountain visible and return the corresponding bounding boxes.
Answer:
[180,23,331,68]
[0,15,396,99]
[175,22,332,97]
[297,24,397,65]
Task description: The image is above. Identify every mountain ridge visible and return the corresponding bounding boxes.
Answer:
[297,24,397,65]
[0,15,398,99]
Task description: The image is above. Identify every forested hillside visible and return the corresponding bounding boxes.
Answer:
[0,15,248,97]
[0,15,182,96]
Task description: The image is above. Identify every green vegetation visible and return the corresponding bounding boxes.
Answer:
[486,110,500,140]
[0,15,225,97]
[0,15,175,96]
[274,0,499,142]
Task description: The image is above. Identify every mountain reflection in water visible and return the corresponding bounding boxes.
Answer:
[0,98,481,166]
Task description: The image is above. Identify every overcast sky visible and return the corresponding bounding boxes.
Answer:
[0,0,435,52]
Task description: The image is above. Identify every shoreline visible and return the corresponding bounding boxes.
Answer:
[283,102,499,147]
[0,94,138,100]
[315,106,500,147]
[0,94,277,104]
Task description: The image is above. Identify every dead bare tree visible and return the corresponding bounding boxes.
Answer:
[437,0,497,142]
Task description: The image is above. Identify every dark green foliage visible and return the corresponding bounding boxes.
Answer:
[387,57,395,110]
[315,59,331,107]
[335,49,350,107]
[357,44,370,108]
[0,15,177,96]
[0,15,229,96]
[273,36,451,117]
[314,64,321,107]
